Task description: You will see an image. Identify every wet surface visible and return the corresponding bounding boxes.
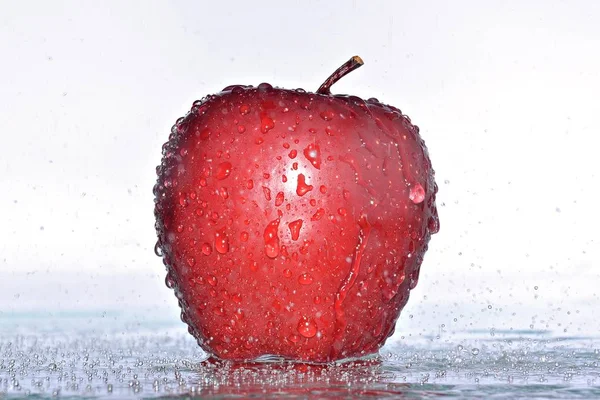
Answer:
[1,315,599,399]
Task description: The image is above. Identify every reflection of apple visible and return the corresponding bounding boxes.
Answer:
[154,56,439,362]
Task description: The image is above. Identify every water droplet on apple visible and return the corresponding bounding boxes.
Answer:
[214,230,229,254]
[311,208,325,221]
[219,187,229,199]
[289,149,297,159]
[263,218,280,258]
[262,186,271,201]
[207,275,218,286]
[240,231,249,242]
[212,307,225,316]
[258,82,273,91]
[283,268,292,278]
[289,334,300,343]
[275,191,284,206]
[296,174,313,196]
[319,110,335,121]
[237,125,246,133]
[372,316,385,337]
[409,183,425,204]
[260,116,274,133]
[231,293,242,304]
[154,241,163,257]
[288,219,303,241]
[319,185,327,194]
[165,273,175,289]
[298,273,313,285]
[428,215,440,234]
[303,143,321,169]
[239,104,250,115]
[215,162,232,180]
[201,243,212,256]
[297,317,317,338]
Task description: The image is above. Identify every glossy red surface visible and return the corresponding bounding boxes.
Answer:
[154,82,439,362]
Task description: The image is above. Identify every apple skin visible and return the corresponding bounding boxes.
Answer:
[154,82,439,362]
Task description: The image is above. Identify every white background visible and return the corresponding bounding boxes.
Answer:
[1,0,599,339]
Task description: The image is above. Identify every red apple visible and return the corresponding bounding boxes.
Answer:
[154,56,439,362]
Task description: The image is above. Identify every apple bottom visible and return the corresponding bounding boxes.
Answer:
[174,274,414,363]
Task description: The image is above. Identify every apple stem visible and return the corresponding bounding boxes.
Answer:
[316,55,364,95]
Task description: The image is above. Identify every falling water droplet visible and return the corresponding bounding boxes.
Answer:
[263,218,280,258]
[409,183,425,204]
[297,317,318,338]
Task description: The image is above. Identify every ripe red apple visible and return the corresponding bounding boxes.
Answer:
[154,56,439,362]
